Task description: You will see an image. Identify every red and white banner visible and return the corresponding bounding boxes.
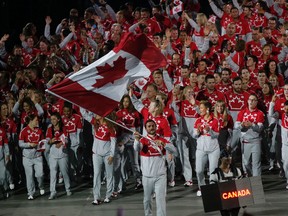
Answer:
[47,33,166,117]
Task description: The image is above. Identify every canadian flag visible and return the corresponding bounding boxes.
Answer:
[47,33,166,116]
[172,0,183,15]
[37,139,47,152]
[133,77,149,89]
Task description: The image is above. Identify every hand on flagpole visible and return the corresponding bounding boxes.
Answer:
[155,140,165,147]
[133,131,141,141]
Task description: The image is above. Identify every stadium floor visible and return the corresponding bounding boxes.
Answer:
[1,167,287,216]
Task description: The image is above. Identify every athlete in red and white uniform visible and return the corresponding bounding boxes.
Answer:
[134,119,176,216]
[176,86,198,186]
[19,114,44,200]
[62,103,83,176]
[46,112,71,199]
[80,109,116,205]
[234,94,265,176]
[193,101,220,197]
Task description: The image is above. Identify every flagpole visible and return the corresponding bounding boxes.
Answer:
[104,116,135,134]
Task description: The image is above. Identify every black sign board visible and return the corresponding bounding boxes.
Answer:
[201,176,265,212]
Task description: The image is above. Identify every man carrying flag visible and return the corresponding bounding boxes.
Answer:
[46,33,167,208]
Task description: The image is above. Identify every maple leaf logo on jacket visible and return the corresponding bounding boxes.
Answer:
[95,126,107,140]
[93,56,128,88]
[28,132,40,143]
[123,113,135,127]
[228,95,245,110]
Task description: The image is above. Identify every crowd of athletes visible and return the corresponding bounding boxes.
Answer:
[0,0,288,205]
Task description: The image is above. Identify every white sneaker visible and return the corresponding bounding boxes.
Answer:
[184,181,193,187]
[67,191,72,196]
[28,195,34,200]
[92,200,100,205]
[103,197,110,203]
[286,185,288,190]
[197,190,202,197]
[168,181,175,187]
[9,183,15,190]
[48,193,56,200]
[40,189,45,195]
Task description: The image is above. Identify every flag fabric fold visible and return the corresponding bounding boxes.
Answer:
[172,0,183,15]
[47,33,167,117]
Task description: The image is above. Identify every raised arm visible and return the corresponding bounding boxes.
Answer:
[44,16,52,41]
[209,0,224,18]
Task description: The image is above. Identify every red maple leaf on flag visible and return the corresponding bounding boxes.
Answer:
[93,56,128,88]
[137,79,146,86]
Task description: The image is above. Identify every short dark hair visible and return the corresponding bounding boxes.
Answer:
[249,93,258,100]
[63,101,72,110]
[152,5,162,11]
[221,68,231,75]
[246,55,258,64]
[141,8,150,13]
[181,65,189,70]
[145,119,156,128]
[205,74,215,82]
[199,100,212,112]
[25,114,37,125]
[232,76,242,84]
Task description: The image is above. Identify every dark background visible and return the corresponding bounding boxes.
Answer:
[0,0,210,51]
